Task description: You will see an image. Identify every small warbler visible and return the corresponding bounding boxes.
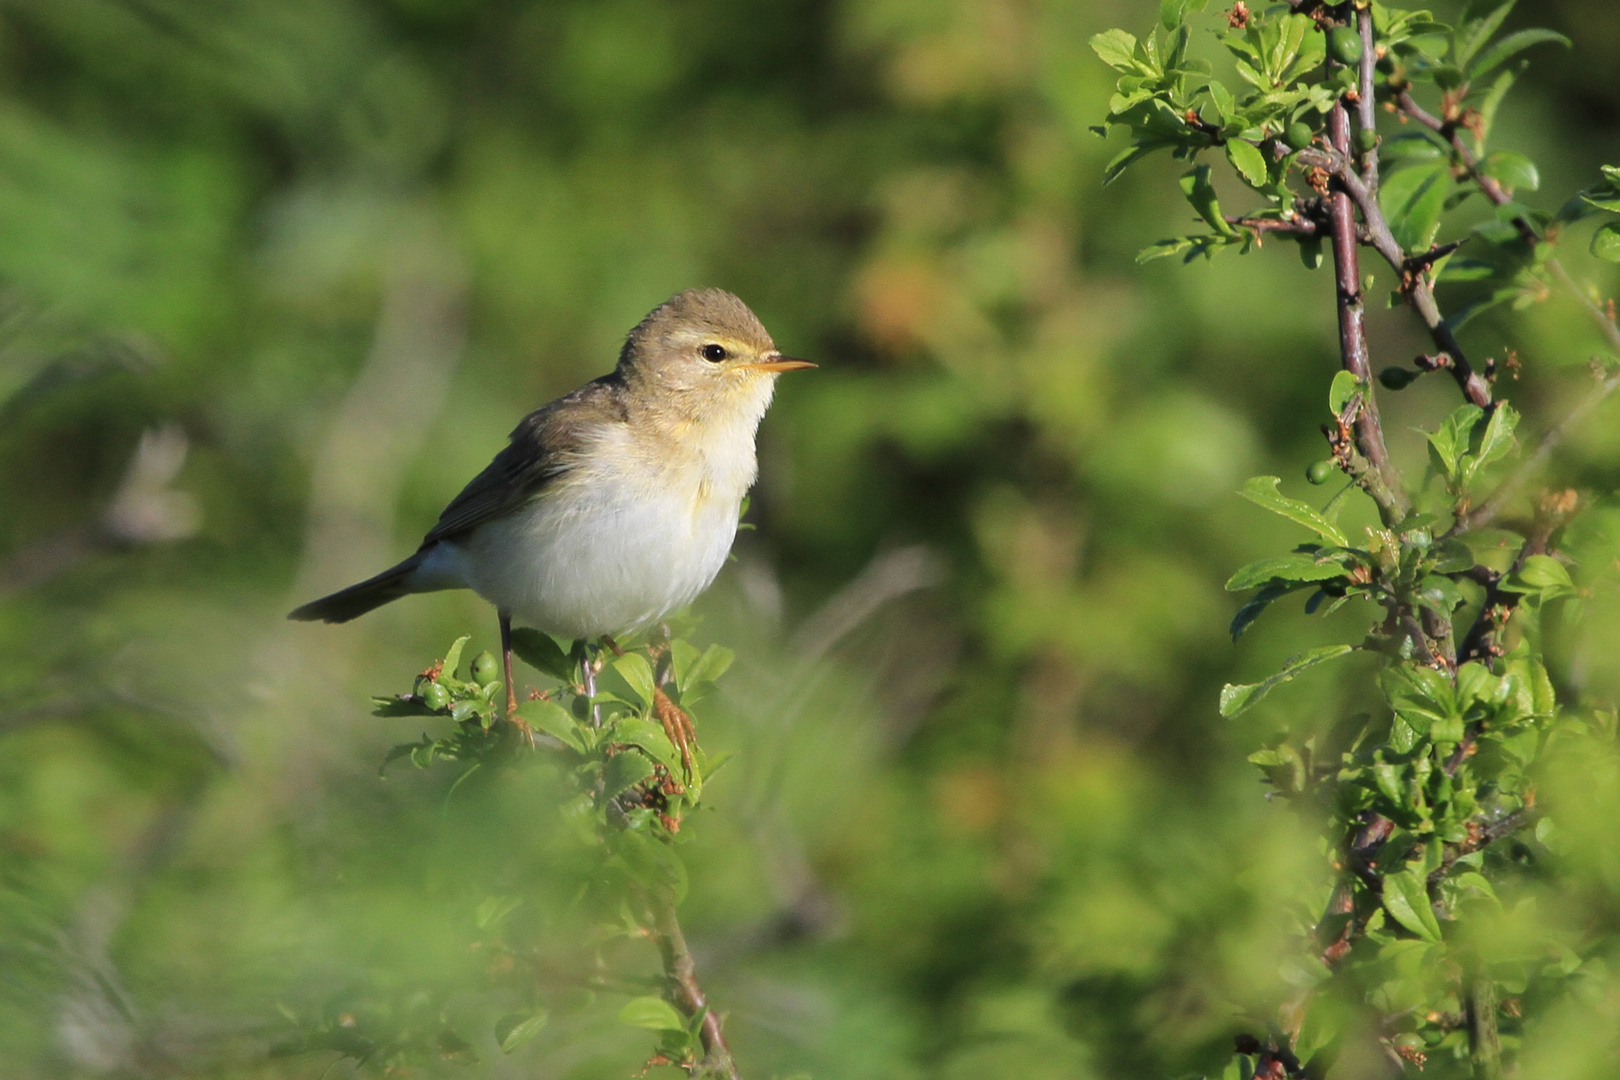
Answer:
[290,288,812,720]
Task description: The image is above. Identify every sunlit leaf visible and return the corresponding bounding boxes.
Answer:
[1238,476,1349,546]
[495,1010,549,1054]
[1592,222,1620,263]
[1226,140,1268,188]
[1468,28,1570,80]
[1381,160,1454,252]
[1219,645,1355,717]
[1383,868,1444,941]
[617,996,687,1033]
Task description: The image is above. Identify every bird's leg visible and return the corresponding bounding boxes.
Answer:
[649,629,696,779]
[576,638,602,728]
[600,634,625,657]
[500,611,535,747]
[500,611,518,716]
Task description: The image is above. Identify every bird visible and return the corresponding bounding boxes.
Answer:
[289,287,813,742]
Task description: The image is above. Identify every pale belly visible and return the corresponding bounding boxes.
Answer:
[431,470,743,640]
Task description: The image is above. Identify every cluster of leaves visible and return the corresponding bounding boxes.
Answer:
[1094,0,1568,273]
[280,630,737,1075]
[1098,2,1619,1078]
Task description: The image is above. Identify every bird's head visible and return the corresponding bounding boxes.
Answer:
[619,289,814,414]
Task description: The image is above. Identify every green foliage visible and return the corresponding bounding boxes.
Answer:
[5,2,1620,1080]
[1098,0,1620,1076]
[337,631,724,1073]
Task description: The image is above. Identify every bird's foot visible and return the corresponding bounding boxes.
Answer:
[504,688,536,748]
[652,687,696,778]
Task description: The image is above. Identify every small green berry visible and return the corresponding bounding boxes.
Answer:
[471,650,499,687]
[1327,26,1363,67]
[1306,460,1336,486]
[1376,52,1396,75]
[421,680,450,711]
[1379,367,1417,390]
[1353,127,1378,155]
[1284,121,1314,151]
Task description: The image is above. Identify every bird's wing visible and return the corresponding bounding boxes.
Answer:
[418,374,629,548]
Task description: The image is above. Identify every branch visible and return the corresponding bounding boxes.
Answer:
[648,890,741,1080]
[1355,7,1380,197]
[1333,162,1493,408]
[1327,101,1410,523]
[1396,88,1620,358]
[1427,807,1539,886]
[1456,497,1573,669]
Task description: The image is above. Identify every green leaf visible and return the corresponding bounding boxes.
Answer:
[518,698,586,752]
[1382,868,1443,941]
[609,717,682,774]
[1160,0,1210,30]
[611,653,657,708]
[617,996,688,1033]
[442,635,471,681]
[1468,402,1519,480]
[1180,164,1235,235]
[1091,29,1144,72]
[613,831,689,901]
[1426,404,1485,484]
[1225,553,1349,592]
[1219,645,1355,717]
[1502,554,1577,599]
[475,895,523,929]
[495,1010,550,1053]
[1468,28,1570,80]
[1592,222,1620,263]
[1226,140,1268,188]
[1453,0,1516,72]
[602,750,656,800]
[1229,579,1297,641]
[1298,235,1324,270]
[1482,151,1539,192]
[683,644,735,691]
[1381,160,1454,252]
[1328,370,1364,416]
[510,628,575,681]
[1103,138,1178,186]
[1238,476,1349,546]
[1381,664,1457,735]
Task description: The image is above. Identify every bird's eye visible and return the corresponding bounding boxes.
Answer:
[701,344,728,363]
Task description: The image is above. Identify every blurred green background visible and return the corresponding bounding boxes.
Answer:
[2,1,1618,1077]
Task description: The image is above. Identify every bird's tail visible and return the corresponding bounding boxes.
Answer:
[288,552,424,624]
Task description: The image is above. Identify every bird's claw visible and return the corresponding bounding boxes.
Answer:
[652,687,696,778]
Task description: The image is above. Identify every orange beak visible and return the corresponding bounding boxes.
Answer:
[746,355,817,373]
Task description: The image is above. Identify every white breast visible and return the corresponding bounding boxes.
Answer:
[436,419,757,640]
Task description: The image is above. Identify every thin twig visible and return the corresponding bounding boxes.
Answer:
[1462,364,1620,531]
[1396,88,1620,358]
[1333,162,1492,407]
[1456,498,1572,669]
[648,889,741,1080]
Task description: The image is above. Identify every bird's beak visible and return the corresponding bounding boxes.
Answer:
[746,354,817,373]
